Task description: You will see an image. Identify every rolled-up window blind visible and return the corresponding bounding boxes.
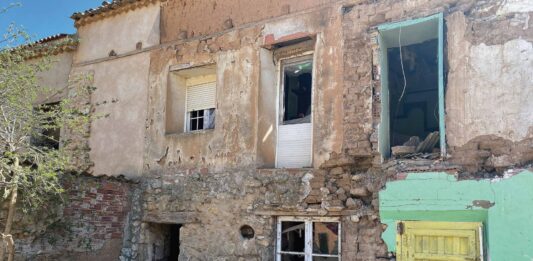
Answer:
[186,81,216,111]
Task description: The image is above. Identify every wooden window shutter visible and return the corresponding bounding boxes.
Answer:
[397,221,483,261]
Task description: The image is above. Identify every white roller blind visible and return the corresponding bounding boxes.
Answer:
[276,123,312,168]
[186,81,216,111]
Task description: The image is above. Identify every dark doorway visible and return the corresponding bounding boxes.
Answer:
[145,223,181,261]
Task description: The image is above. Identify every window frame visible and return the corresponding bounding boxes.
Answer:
[183,75,217,133]
[275,52,315,168]
[377,13,445,160]
[276,217,341,261]
[278,55,314,126]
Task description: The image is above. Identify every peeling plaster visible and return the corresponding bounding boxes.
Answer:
[380,170,533,260]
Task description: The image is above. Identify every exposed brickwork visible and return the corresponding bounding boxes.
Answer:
[62,176,131,241]
[6,175,133,260]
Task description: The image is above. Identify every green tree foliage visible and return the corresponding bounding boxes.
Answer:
[0,9,92,261]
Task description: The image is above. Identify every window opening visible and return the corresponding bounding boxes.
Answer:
[32,102,60,149]
[282,59,313,125]
[378,13,445,159]
[277,218,340,261]
[166,65,216,135]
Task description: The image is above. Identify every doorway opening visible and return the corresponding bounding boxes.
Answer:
[144,223,181,261]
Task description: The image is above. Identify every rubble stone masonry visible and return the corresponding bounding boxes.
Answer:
[5,0,533,260]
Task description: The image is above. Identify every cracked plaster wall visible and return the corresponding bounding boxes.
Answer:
[446,11,533,148]
[73,52,151,178]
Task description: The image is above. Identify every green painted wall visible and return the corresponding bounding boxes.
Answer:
[379,170,533,261]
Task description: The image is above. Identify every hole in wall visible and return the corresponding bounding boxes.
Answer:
[240,225,255,240]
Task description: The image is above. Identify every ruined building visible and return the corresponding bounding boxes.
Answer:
[7,0,533,260]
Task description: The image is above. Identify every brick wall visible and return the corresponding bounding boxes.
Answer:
[9,175,133,260]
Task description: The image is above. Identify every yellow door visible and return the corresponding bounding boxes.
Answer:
[396,221,483,261]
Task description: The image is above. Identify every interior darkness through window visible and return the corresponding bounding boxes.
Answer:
[281,221,305,261]
[188,108,215,131]
[387,39,439,147]
[32,102,60,149]
[283,60,312,125]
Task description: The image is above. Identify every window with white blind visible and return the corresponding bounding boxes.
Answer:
[185,75,216,132]
[166,64,217,135]
[276,55,314,168]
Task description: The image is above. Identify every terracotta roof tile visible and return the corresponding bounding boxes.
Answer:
[71,0,163,27]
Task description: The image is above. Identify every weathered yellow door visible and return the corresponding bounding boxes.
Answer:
[396,221,483,261]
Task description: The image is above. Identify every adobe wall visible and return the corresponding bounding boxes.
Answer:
[34,51,74,103]
[160,0,338,42]
[341,0,533,172]
[146,4,344,171]
[71,52,151,178]
[133,0,533,260]
[74,3,160,63]
[134,3,386,260]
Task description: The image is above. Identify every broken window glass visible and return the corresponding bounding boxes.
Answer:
[281,221,305,253]
[312,222,339,255]
[282,59,312,125]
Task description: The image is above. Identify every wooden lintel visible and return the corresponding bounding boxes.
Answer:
[143,211,199,224]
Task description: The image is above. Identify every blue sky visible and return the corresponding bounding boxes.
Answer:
[0,0,102,45]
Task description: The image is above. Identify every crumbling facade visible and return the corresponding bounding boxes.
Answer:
[7,0,533,260]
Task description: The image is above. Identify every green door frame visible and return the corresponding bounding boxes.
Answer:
[377,13,446,159]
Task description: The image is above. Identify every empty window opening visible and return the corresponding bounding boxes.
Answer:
[388,39,439,148]
[32,102,60,149]
[143,223,181,261]
[378,13,445,159]
[282,59,313,125]
[277,218,340,261]
[166,64,217,134]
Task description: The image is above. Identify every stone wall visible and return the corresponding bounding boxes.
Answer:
[341,0,533,171]
[7,0,533,260]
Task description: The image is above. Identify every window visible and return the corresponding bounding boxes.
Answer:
[396,221,483,261]
[378,13,445,159]
[185,76,216,132]
[32,102,60,149]
[276,55,314,168]
[281,58,313,125]
[166,65,217,134]
[276,218,340,261]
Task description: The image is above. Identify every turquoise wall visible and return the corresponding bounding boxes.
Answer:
[379,170,533,261]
